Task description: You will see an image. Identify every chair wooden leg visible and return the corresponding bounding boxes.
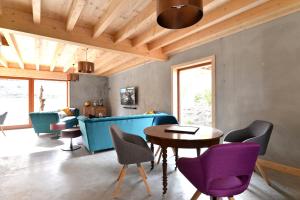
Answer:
[155,146,161,157]
[137,164,151,195]
[157,150,163,165]
[140,165,147,179]
[1,126,6,136]
[113,165,127,197]
[228,197,235,200]
[256,162,271,185]
[191,190,201,200]
[116,166,124,181]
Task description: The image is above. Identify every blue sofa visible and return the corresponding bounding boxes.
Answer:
[30,108,79,135]
[78,113,167,153]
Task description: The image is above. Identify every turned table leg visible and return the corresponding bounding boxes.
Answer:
[197,148,201,157]
[162,146,168,194]
[174,147,178,171]
[150,143,154,170]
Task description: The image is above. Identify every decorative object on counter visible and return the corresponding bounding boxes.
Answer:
[99,98,104,106]
[92,100,99,107]
[145,110,156,114]
[84,101,91,107]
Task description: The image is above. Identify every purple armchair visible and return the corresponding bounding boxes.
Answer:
[178,143,260,200]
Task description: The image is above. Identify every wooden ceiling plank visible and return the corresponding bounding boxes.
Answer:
[66,0,87,31]
[95,55,133,74]
[148,0,268,51]
[63,46,79,72]
[50,43,65,71]
[35,38,41,70]
[2,32,24,69]
[0,9,167,61]
[93,0,127,38]
[131,0,215,47]
[114,1,156,43]
[101,58,148,76]
[32,0,41,24]
[163,0,300,55]
[0,54,8,67]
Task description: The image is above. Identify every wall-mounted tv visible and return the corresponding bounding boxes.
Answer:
[120,87,137,105]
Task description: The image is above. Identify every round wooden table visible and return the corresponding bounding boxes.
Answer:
[144,125,223,194]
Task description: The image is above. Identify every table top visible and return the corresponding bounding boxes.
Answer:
[144,125,223,141]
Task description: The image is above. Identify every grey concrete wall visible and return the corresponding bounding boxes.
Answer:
[70,74,109,114]
[108,12,300,167]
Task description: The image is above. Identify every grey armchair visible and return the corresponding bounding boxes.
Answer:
[109,125,154,197]
[0,112,8,136]
[224,120,273,184]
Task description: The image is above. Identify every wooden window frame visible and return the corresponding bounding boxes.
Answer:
[171,55,216,127]
[0,77,70,130]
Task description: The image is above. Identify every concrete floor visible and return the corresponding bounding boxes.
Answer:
[0,129,299,200]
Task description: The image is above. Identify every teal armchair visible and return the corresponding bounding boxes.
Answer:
[29,108,79,136]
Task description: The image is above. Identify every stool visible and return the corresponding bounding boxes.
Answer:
[50,122,66,139]
[61,127,82,151]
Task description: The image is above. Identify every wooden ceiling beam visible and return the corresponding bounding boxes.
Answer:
[0,54,8,67]
[148,0,268,51]
[0,67,69,80]
[2,32,24,69]
[101,58,148,76]
[93,0,127,38]
[114,1,156,43]
[50,43,65,71]
[66,0,87,31]
[131,0,215,47]
[163,0,300,54]
[32,0,41,24]
[0,9,167,61]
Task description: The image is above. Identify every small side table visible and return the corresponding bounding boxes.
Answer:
[50,122,66,139]
[61,128,82,151]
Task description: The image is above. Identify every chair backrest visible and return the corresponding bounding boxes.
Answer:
[109,125,130,164]
[246,120,273,155]
[248,120,273,137]
[200,143,260,190]
[0,112,8,125]
[152,115,178,126]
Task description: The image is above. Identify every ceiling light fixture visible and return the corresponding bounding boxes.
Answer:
[157,0,203,29]
[78,48,94,73]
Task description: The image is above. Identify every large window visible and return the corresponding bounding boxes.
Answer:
[0,78,29,125]
[172,56,216,127]
[34,80,68,112]
[0,77,69,128]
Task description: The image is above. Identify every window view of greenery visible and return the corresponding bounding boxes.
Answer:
[179,66,212,126]
[0,78,29,125]
[34,80,67,112]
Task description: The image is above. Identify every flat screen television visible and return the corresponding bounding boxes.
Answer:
[120,87,137,105]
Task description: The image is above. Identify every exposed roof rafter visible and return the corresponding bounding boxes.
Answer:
[66,0,87,31]
[32,0,41,24]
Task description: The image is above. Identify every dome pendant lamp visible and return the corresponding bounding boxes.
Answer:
[157,0,203,29]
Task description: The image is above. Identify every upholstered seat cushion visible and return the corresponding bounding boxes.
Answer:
[209,176,248,197]
[210,176,243,190]
[60,116,77,125]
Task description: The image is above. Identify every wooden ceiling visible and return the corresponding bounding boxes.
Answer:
[0,0,299,77]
